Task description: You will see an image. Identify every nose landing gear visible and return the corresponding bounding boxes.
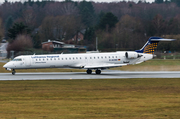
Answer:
[12,69,16,75]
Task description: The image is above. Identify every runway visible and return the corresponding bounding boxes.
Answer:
[1,71,180,80]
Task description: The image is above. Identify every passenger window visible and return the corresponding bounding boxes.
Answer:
[54,58,56,60]
[101,56,103,59]
[109,56,110,58]
[116,56,117,58]
[112,56,114,58]
[58,58,60,60]
[39,59,41,61]
[94,57,95,59]
[47,59,48,61]
[66,58,67,60]
[69,58,71,60]
[62,58,63,60]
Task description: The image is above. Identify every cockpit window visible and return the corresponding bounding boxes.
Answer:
[12,58,22,61]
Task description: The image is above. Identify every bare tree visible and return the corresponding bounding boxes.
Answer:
[113,15,144,50]
[22,8,36,29]
[0,18,4,40]
[45,2,79,16]
[7,34,33,52]
[39,15,83,42]
[152,14,166,36]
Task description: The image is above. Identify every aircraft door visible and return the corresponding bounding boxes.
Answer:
[24,56,31,66]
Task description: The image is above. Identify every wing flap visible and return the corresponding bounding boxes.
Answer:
[84,64,127,69]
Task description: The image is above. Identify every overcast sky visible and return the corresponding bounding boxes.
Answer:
[0,0,155,3]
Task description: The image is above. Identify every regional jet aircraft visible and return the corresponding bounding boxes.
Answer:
[3,37,175,75]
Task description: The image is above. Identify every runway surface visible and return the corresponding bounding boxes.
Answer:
[1,71,180,80]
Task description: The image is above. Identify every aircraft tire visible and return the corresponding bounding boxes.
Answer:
[12,69,16,75]
[96,70,101,74]
[12,71,15,75]
[86,69,92,74]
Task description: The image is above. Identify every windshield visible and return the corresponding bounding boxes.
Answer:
[12,58,22,61]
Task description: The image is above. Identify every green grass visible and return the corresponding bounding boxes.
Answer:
[112,59,180,71]
[136,59,180,66]
[0,79,180,119]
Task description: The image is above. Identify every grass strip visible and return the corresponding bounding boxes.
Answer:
[0,78,180,119]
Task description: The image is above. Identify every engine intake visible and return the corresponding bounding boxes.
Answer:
[125,52,142,59]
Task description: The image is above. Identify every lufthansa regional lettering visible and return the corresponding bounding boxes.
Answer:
[31,56,59,59]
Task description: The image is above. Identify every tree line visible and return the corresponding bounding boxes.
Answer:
[0,0,180,54]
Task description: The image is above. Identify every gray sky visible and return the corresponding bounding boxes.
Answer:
[0,0,154,3]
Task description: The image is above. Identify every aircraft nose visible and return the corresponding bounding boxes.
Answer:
[3,63,8,68]
[3,63,11,68]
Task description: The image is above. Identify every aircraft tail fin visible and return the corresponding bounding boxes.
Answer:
[135,37,175,54]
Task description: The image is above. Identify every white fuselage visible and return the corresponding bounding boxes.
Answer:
[3,51,153,70]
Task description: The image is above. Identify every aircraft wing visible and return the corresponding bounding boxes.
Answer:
[83,64,127,69]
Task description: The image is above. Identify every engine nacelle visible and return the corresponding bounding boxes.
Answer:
[125,52,140,59]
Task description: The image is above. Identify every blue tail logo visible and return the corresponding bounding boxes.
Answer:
[135,37,175,54]
[142,41,158,54]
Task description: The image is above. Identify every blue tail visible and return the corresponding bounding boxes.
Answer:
[135,37,175,54]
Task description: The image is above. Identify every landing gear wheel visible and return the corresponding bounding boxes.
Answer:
[96,70,101,74]
[86,69,92,74]
[12,69,16,75]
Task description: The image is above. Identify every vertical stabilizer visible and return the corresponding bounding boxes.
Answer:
[135,37,175,54]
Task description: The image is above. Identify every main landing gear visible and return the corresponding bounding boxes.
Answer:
[95,69,101,74]
[86,69,92,74]
[86,69,101,74]
[12,69,16,75]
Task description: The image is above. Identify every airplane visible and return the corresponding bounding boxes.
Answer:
[3,37,175,75]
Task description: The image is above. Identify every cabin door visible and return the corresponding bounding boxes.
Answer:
[25,56,31,66]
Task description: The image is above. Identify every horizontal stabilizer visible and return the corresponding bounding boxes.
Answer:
[150,39,176,41]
